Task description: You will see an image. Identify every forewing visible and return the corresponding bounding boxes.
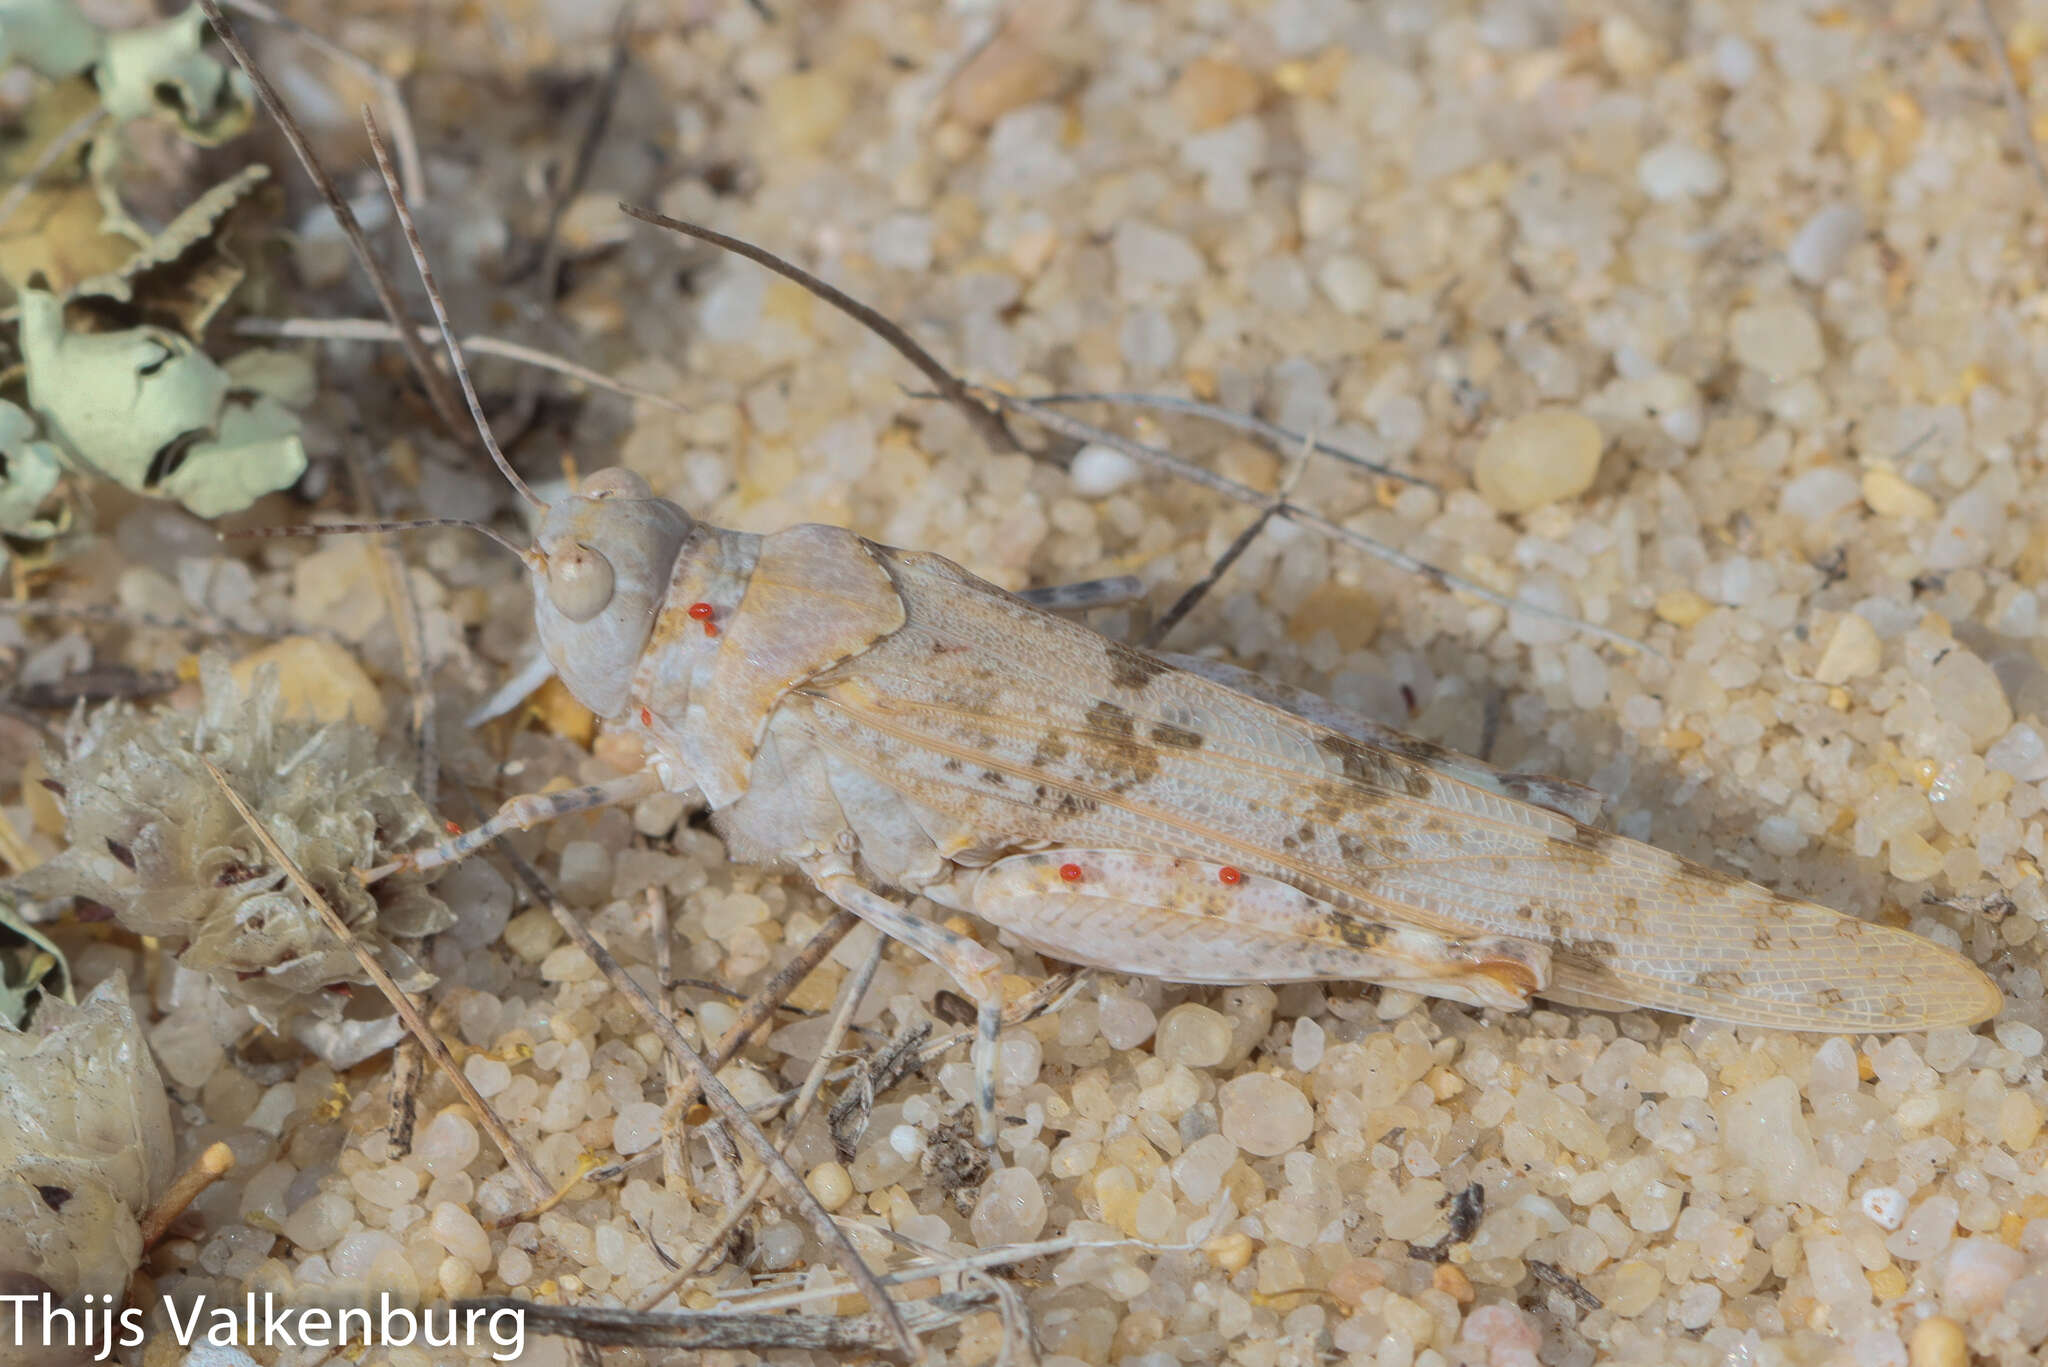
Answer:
[801,548,1999,1032]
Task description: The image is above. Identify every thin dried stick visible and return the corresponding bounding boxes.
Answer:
[636,929,888,1309]
[348,456,437,807]
[0,597,292,638]
[1977,0,2048,202]
[573,905,860,1189]
[193,0,470,443]
[978,387,1656,656]
[459,1291,987,1352]
[470,814,915,1358]
[0,105,106,235]
[649,886,689,1190]
[619,202,1021,455]
[366,111,546,511]
[140,1141,235,1248]
[221,0,426,204]
[514,2,635,288]
[1032,390,1430,488]
[720,1231,1191,1315]
[235,317,691,412]
[1143,432,1312,649]
[201,759,551,1200]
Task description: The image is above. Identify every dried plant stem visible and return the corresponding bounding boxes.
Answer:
[235,317,692,413]
[0,105,105,235]
[1144,434,1311,650]
[193,0,471,444]
[140,1141,236,1248]
[1032,390,1430,488]
[635,929,887,1310]
[348,456,437,807]
[475,827,915,1358]
[978,386,1656,655]
[220,0,426,203]
[460,1290,986,1352]
[1977,0,2048,202]
[0,597,296,639]
[366,111,546,511]
[201,759,551,1200]
[619,203,1021,455]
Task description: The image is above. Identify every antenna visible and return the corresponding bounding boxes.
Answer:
[226,519,534,562]
[363,109,547,513]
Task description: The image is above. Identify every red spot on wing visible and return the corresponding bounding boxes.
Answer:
[1218,865,1242,885]
[1058,862,1083,883]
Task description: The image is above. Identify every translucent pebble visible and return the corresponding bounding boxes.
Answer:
[1994,1019,2045,1057]
[1155,1003,1231,1068]
[1714,34,1758,85]
[417,1111,481,1175]
[556,841,612,906]
[1637,140,1725,202]
[497,1246,533,1287]
[998,1033,1043,1090]
[1172,1133,1238,1203]
[1717,1075,1815,1202]
[1887,1195,1958,1261]
[1458,1303,1541,1367]
[430,1203,494,1273]
[1097,995,1157,1050]
[1218,1072,1314,1157]
[1939,1237,2022,1317]
[805,1161,853,1212]
[350,1164,421,1209]
[1805,1235,1868,1310]
[1729,301,1825,380]
[1317,255,1377,314]
[1986,724,2048,782]
[1788,203,1865,285]
[611,1101,663,1156]
[464,1054,511,1098]
[1931,649,2013,747]
[971,1166,1049,1247]
[1779,466,1861,523]
[1675,1282,1722,1330]
[1473,408,1603,514]
[756,1221,804,1271]
[1756,815,1806,856]
[1861,1187,1908,1231]
[330,1229,402,1280]
[1070,444,1141,498]
[283,1192,355,1251]
[1814,612,1882,684]
[889,1125,924,1159]
[2003,1273,2048,1341]
[1290,1017,1325,1072]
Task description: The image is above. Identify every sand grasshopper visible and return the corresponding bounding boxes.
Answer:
[347,429,2003,1145]
[299,166,2003,1146]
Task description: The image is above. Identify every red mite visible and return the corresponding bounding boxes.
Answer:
[639,706,653,727]
[444,819,462,835]
[1218,866,1243,885]
[688,601,719,637]
[1059,862,1083,883]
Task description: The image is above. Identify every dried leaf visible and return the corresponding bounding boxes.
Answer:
[0,78,137,299]
[68,162,275,339]
[12,656,452,1026]
[0,974,171,1299]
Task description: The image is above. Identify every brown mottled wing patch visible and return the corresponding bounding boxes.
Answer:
[802,547,1999,1032]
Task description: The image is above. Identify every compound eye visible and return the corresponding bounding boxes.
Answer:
[583,468,651,501]
[546,543,615,622]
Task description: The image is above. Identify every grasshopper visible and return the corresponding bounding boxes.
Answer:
[316,191,2002,1148]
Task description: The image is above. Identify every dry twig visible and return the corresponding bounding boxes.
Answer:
[460,1291,988,1352]
[620,202,1022,455]
[202,759,551,1199]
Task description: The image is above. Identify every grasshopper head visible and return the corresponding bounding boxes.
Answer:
[530,468,692,719]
